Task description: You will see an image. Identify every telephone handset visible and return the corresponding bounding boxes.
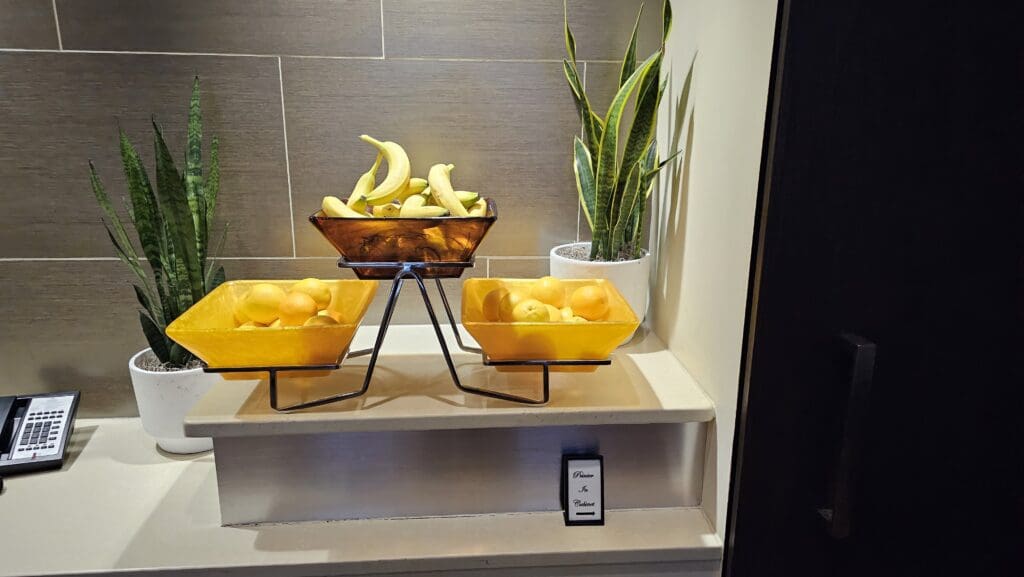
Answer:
[0,391,80,476]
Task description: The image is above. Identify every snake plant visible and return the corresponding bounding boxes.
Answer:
[89,77,225,367]
[564,0,691,261]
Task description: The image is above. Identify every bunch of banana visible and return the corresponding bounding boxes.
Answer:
[320,136,491,219]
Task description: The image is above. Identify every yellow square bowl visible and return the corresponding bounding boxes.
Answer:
[166,279,378,369]
[461,278,639,367]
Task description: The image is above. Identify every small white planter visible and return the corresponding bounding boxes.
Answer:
[129,349,217,454]
[550,242,651,326]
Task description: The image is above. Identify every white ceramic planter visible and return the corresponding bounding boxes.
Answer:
[549,242,651,324]
[129,349,217,454]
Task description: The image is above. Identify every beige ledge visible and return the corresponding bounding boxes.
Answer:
[184,324,715,437]
[0,418,722,577]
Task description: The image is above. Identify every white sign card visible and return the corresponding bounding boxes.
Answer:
[562,455,604,525]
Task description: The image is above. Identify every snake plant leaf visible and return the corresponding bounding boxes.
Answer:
[662,0,673,42]
[562,59,605,150]
[153,119,204,304]
[185,77,207,260]
[118,131,166,270]
[104,226,154,307]
[563,0,577,65]
[204,224,228,289]
[610,161,643,257]
[207,265,226,293]
[169,342,192,367]
[619,3,644,88]
[132,283,164,327]
[592,51,662,260]
[573,136,597,232]
[617,53,663,195]
[205,136,220,234]
[89,161,138,264]
[139,310,170,364]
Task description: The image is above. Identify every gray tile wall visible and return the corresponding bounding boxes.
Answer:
[0,0,656,416]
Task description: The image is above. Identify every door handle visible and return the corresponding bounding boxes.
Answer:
[818,332,876,539]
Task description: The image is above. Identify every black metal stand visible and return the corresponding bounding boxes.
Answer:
[203,258,612,410]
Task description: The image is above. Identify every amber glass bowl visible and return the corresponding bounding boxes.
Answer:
[309,199,497,279]
[461,278,639,371]
[166,279,378,369]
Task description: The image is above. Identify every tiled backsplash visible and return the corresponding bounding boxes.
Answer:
[0,0,655,416]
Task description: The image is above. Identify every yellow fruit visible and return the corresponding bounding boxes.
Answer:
[279,291,318,327]
[360,135,411,205]
[559,306,575,321]
[237,321,266,330]
[545,303,561,322]
[269,319,282,328]
[569,316,588,323]
[303,315,339,327]
[323,195,367,218]
[482,287,510,321]
[530,276,566,307]
[511,299,550,322]
[569,285,610,320]
[240,283,286,325]
[233,297,250,326]
[427,163,470,216]
[498,290,528,322]
[290,278,332,310]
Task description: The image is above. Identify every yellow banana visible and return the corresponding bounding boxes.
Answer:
[400,194,449,217]
[454,190,480,207]
[396,177,429,202]
[372,203,401,217]
[360,135,411,205]
[467,198,488,216]
[322,195,367,218]
[427,163,469,217]
[347,153,383,213]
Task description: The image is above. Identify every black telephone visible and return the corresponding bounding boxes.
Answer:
[0,391,80,476]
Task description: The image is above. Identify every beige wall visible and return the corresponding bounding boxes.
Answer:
[0,0,657,416]
[653,0,778,536]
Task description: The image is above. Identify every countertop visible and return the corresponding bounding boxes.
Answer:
[186,324,715,437]
[0,418,721,577]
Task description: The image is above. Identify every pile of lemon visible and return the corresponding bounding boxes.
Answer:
[481,277,610,323]
[234,279,339,329]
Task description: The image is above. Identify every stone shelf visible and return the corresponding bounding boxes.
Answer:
[184,324,715,437]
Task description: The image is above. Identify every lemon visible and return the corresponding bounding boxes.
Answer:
[279,291,319,326]
[498,290,528,322]
[291,278,332,310]
[545,303,561,322]
[304,315,339,327]
[240,283,286,325]
[482,287,510,321]
[511,299,549,322]
[569,285,610,320]
[530,276,566,307]
[269,319,282,328]
[559,306,575,321]
[568,316,588,323]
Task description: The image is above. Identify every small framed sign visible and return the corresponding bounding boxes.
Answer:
[561,454,604,526]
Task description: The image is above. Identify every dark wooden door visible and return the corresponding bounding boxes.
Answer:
[725,2,1022,576]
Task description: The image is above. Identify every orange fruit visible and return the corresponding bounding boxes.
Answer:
[511,299,550,322]
[544,304,561,322]
[279,291,318,326]
[482,287,510,321]
[239,283,286,325]
[530,276,566,307]
[570,285,610,320]
[290,278,332,310]
[498,290,528,322]
[303,315,339,327]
